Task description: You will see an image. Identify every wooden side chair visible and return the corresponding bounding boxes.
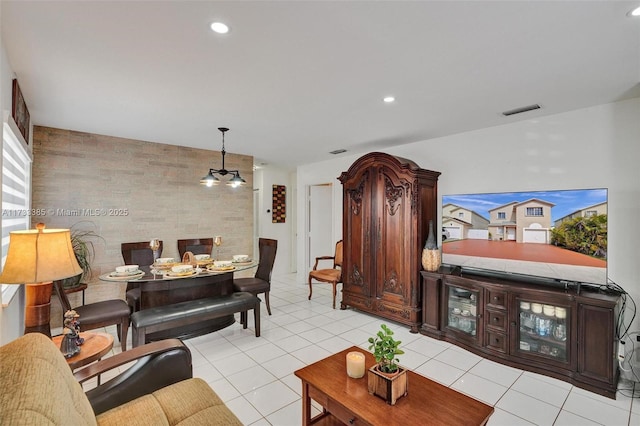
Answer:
[308,240,343,309]
[177,238,213,259]
[53,280,130,351]
[121,241,163,313]
[233,238,277,319]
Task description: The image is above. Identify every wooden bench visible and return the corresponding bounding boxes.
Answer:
[131,292,260,347]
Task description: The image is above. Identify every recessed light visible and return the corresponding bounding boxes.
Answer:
[210,22,229,34]
[628,6,640,17]
[383,96,395,103]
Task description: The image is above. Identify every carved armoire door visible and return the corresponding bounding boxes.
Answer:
[341,165,374,302]
[374,164,414,308]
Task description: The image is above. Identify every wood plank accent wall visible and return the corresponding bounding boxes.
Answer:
[31,126,253,328]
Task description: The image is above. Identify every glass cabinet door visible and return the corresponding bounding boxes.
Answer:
[446,285,479,337]
[518,300,569,363]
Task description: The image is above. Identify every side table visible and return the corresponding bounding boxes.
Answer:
[52,331,114,384]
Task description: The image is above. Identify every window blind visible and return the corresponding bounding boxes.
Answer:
[1,120,32,297]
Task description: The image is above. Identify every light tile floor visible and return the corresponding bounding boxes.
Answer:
[79,273,640,425]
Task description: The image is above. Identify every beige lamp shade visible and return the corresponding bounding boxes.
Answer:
[0,224,82,284]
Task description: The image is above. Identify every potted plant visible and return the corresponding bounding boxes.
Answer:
[367,323,408,405]
[59,222,102,290]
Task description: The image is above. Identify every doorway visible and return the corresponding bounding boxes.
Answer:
[307,183,333,274]
[253,189,260,261]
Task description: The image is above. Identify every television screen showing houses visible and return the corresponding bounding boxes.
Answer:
[441,188,607,285]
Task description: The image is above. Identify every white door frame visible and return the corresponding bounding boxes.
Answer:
[306,183,334,275]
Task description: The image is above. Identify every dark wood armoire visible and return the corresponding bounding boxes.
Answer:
[339,152,440,332]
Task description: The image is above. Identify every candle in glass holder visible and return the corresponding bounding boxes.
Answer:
[346,351,365,378]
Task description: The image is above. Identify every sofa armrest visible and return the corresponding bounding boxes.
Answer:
[73,339,187,383]
[75,339,193,416]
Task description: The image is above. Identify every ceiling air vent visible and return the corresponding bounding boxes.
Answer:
[502,104,541,116]
[330,149,347,155]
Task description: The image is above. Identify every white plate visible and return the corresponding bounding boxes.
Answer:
[232,259,253,265]
[153,262,176,270]
[106,270,145,281]
[109,270,143,277]
[207,265,236,272]
[164,270,199,278]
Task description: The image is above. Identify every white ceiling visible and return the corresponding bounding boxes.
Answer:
[2,1,639,170]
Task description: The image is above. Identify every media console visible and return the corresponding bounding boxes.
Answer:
[421,265,621,399]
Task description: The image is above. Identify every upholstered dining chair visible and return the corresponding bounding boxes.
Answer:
[121,241,163,266]
[121,241,163,313]
[177,238,213,259]
[233,238,277,319]
[53,279,130,351]
[308,240,343,309]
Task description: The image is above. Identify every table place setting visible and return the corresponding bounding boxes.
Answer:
[207,260,236,272]
[105,265,145,281]
[194,254,214,267]
[163,264,201,278]
[231,254,252,265]
[152,257,178,270]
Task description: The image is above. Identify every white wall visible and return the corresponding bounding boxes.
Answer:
[296,98,640,333]
[254,166,297,276]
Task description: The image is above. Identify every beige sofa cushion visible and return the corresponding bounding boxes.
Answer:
[0,333,96,425]
[95,395,170,426]
[1,333,242,426]
[96,378,242,426]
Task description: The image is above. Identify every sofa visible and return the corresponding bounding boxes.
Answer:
[0,333,242,425]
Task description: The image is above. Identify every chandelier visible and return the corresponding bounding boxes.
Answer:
[200,127,246,187]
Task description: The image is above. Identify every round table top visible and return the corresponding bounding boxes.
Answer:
[52,331,114,370]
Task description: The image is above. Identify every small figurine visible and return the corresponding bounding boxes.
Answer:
[60,310,83,358]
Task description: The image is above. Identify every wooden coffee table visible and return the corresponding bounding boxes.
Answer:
[294,346,494,426]
[52,331,114,370]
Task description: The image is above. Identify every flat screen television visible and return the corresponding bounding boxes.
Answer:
[441,188,607,286]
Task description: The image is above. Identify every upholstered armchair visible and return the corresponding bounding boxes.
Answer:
[308,240,343,309]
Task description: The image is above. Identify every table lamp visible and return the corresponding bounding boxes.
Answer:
[0,223,82,337]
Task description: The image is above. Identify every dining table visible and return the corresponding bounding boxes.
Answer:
[100,261,257,341]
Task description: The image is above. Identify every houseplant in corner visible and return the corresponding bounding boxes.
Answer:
[59,221,102,290]
[367,323,408,405]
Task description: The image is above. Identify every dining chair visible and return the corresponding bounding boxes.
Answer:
[233,238,277,320]
[53,280,130,351]
[121,241,163,313]
[308,240,343,309]
[121,241,163,266]
[177,238,213,259]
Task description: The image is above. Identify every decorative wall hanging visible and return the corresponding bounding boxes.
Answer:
[12,79,30,143]
[272,185,286,223]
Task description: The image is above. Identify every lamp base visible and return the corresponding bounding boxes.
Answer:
[24,281,53,337]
